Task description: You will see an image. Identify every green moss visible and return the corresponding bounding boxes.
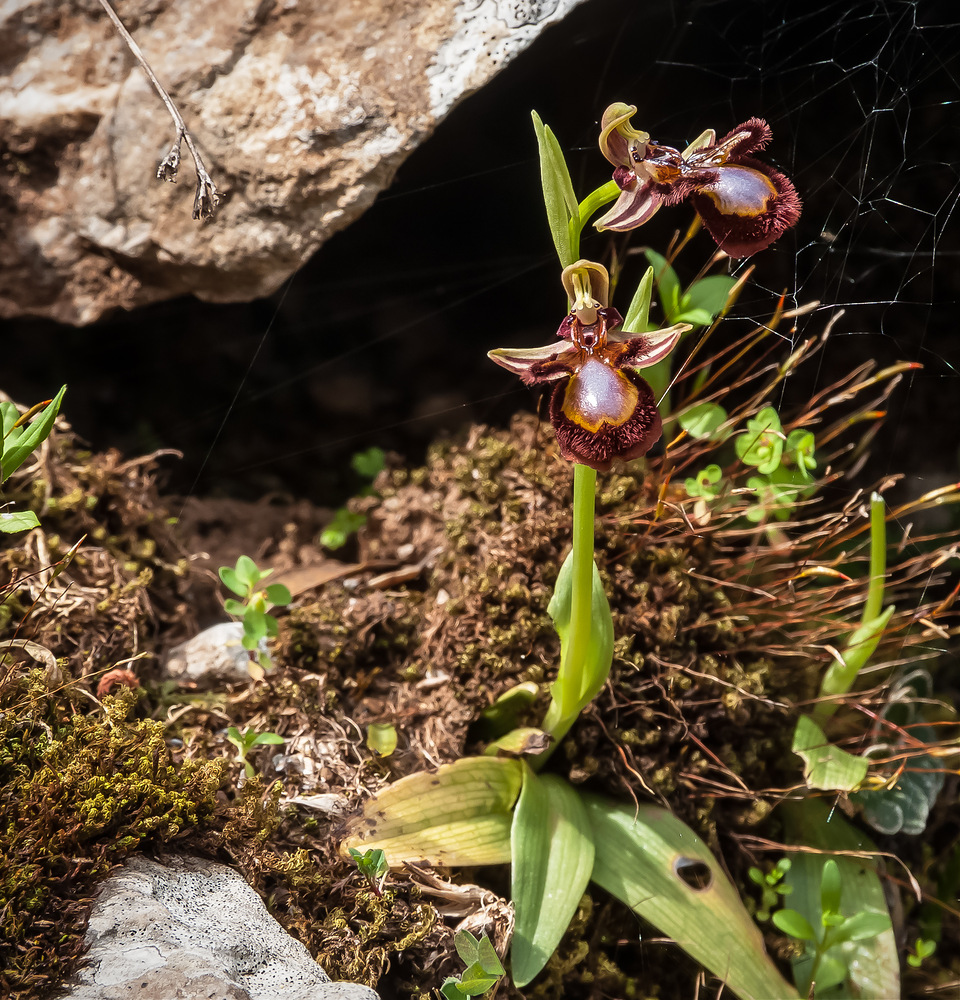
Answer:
[0,677,223,994]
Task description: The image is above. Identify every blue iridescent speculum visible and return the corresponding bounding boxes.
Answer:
[488,261,689,471]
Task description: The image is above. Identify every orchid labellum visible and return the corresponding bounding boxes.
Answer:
[489,261,689,471]
[595,103,802,257]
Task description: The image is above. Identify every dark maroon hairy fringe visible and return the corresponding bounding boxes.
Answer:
[548,371,662,472]
[692,158,802,257]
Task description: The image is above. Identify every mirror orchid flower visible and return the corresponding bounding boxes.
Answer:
[489,260,690,472]
[595,103,801,257]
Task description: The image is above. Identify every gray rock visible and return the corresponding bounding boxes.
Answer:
[164,621,254,687]
[65,854,380,999]
[0,0,586,324]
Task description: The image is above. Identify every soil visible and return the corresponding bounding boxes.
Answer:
[2,2,959,996]
[2,318,958,997]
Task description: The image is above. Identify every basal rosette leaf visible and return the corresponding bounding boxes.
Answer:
[585,794,799,1000]
[341,757,521,866]
[510,767,594,987]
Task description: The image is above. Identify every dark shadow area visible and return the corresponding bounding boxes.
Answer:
[4,0,959,504]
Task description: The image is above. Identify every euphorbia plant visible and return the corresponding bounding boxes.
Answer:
[342,105,805,997]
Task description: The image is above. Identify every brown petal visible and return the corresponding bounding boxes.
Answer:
[608,323,691,369]
[488,341,579,386]
[714,118,773,159]
[594,180,662,232]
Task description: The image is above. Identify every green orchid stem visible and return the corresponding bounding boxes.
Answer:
[538,463,597,766]
[813,492,890,723]
[567,181,620,264]
[863,492,887,623]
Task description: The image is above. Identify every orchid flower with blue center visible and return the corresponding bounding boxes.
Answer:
[489,260,690,472]
[595,103,802,257]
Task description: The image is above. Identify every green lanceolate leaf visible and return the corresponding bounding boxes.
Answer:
[546,549,614,722]
[0,385,66,483]
[511,767,595,987]
[779,798,899,999]
[643,249,682,322]
[792,714,868,792]
[816,606,895,714]
[340,756,521,866]
[249,732,285,748]
[585,794,799,1000]
[621,266,656,334]
[531,111,578,268]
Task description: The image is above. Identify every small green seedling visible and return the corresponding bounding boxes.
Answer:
[225,725,285,778]
[907,936,936,969]
[441,930,506,999]
[321,446,386,550]
[1,386,66,534]
[366,722,398,758]
[748,858,793,921]
[680,398,819,525]
[773,858,892,996]
[348,847,389,896]
[218,554,292,671]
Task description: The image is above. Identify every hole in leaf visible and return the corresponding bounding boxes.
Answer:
[673,856,713,891]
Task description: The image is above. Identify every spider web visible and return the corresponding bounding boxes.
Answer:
[6,0,955,506]
[166,0,957,505]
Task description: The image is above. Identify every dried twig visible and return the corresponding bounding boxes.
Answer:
[96,0,220,219]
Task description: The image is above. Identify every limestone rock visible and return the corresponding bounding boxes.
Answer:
[0,0,585,324]
[65,854,380,999]
[164,621,257,688]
